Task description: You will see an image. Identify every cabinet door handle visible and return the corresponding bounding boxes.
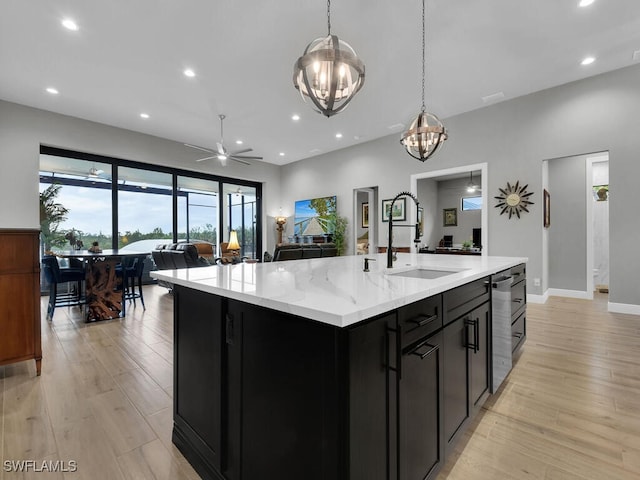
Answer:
[397,324,402,379]
[464,318,479,353]
[513,332,523,339]
[513,298,524,304]
[226,313,234,345]
[474,318,480,353]
[410,342,439,359]
[386,324,402,380]
[408,312,438,327]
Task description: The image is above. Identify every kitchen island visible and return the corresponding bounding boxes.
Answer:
[153,253,527,480]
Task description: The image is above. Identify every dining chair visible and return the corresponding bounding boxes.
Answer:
[41,255,85,321]
[116,256,146,309]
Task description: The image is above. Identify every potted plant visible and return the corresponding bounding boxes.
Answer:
[39,184,69,254]
[328,214,348,256]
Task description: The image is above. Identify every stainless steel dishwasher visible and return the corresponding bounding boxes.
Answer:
[491,272,513,392]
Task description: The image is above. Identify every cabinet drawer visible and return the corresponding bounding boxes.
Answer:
[398,294,442,348]
[511,311,526,353]
[511,279,526,320]
[443,277,490,325]
[511,264,526,285]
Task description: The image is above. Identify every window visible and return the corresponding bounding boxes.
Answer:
[117,166,173,248]
[39,145,262,262]
[224,183,257,259]
[461,196,482,211]
[177,176,219,251]
[39,155,113,252]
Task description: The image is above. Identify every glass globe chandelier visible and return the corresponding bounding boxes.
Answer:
[400,0,447,161]
[293,0,365,117]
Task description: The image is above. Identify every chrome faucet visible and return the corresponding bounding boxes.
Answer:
[387,191,421,268]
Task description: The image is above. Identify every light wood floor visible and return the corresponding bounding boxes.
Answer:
[438,292,640,480]
[1,289,639,479]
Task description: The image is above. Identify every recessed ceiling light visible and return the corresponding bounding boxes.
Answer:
[279,152,285,156]
[183,68,196,78]
[581,56,595,65]
[45,87,59,95]
[335,133,343,139]
[578,0,595,7]
[61,18,79,31]
[236,140,243,145]
[291,114,300,121]
[140,113,150,119]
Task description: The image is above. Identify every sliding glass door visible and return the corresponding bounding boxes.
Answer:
[39,146,262,266]
[222,183,258,259]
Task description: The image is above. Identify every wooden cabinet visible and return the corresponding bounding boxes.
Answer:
[511,264,527,353]
[0,229,41,375]
[398,330,443,480]
[224,298,341,480]
[442,278,491,455]
[172,286,223,478]
[171,277,498,480]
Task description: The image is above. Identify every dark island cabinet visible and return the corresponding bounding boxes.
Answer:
[173,286,224,478]
[442,278,491,456]
[172,278,493,480]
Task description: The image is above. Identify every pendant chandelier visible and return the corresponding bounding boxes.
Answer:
[400,0,447,161]
[293,0,365,117]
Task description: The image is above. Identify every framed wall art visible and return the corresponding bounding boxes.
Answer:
[443,208,457,227]
[543,189,550,228]
[361,202,369,228]
[382,198,406,222]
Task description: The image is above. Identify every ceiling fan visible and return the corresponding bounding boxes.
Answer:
[185,114,262,166]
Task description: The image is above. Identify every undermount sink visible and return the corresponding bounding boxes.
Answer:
[388,268,467,280]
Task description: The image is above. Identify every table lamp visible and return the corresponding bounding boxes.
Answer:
[227,230,241,255]
[275,216,287,244]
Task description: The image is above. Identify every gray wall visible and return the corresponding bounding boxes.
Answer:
[3,62,640,307]
[548,154,588,291]
[0,100,282,253]
[417,178,438,249]
[435,177,481,247]
[280,63,640,307]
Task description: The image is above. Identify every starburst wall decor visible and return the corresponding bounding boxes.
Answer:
[494,181,534,219]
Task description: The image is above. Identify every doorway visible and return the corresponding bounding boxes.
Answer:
[353,187,378,255]
[410,163,488,255]
[545,151,609,299]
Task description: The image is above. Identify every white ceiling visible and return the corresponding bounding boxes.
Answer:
[2,0,640,166]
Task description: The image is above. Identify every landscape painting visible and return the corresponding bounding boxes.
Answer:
[294,196,337,235]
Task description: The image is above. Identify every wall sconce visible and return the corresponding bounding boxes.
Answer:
[227,230,241,255]
[275,217,287,244]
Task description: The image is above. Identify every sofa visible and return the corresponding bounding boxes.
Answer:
[152,242,210,270]
[152,242,212,290]
[266,243,338,262]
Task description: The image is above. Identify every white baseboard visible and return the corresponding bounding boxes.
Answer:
[608,302,640,316]
[527,292,549,304]
[547,288,592,300]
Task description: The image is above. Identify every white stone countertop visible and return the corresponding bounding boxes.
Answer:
[151,253,527,328]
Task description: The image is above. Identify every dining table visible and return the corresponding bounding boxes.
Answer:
[56,249,149,322]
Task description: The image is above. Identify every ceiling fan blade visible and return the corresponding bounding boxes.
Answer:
[230,148,253,155]
[184,143,214,153]
[233,155,262,160]
[195,155,218,162]
[229,157,251,165]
